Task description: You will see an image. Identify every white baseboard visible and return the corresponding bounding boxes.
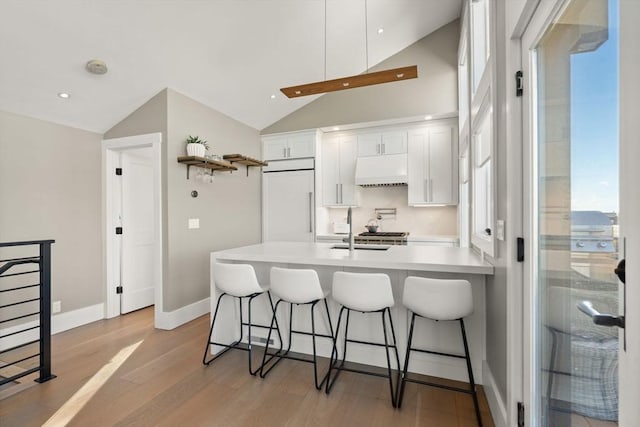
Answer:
[0,303,104,351]
[483,360,508,427]
[155,297,210,330]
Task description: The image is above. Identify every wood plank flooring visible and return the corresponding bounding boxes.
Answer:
[0,307,496,426]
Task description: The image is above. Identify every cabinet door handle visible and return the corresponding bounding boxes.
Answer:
[424,178,429,202]
[429,178,433,202]
[287,147,291,157]
[283,147,287,158]
[340,184,343,204]
[376,144,380,155]
[381,143,385,154]
[336,184,339,204]
[308,192,313,232]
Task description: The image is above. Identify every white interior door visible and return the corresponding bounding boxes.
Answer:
[521,0,638,425]
[262,169,314,242]
[120,147,155,314]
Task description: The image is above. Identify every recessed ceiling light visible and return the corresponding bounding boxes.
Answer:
[377,28,384,34]
[58,92,70,99]
[424,115,433,120]
[333,127,340,131]
[270,94,276,99]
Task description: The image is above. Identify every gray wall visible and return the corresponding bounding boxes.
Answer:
[164,89,261,311]
[262,19,460,133]
[0,110,103,313]
[105,88,261,312]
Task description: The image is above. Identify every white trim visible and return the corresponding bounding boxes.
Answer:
[0,303,104,351]
[102,133,163,326]
[510,0,540,39]
[483,360,508,427]
[155,298,210,331]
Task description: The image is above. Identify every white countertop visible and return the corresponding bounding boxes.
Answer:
[317,234,458,241]
[211,241,493,275]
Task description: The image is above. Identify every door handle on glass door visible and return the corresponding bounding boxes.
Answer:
[577,300,625,328]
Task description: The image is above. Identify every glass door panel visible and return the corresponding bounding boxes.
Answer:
[534,1,619,425]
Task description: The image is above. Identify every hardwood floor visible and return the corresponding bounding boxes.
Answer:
[1,307,495,426]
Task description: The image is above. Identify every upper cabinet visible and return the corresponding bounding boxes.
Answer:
[322,134,359,207]
[262,130,317,160]
[408,123,458,206]
[357,131,407,157]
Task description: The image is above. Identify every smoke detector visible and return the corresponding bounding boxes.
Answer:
[85,59,108,75]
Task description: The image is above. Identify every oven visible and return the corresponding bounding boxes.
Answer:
[354,232,409,246]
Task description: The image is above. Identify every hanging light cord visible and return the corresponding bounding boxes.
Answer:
[365,0,369,72]
[324,0,327,81]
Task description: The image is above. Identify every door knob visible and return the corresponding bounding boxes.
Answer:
[577,300,625,328]
[615,259,625,283]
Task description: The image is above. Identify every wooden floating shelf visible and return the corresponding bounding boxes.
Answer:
[177,156,237,179]
[223,154,268,167]
[223,154,268,176]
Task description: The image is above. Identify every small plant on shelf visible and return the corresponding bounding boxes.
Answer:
[185,135,209,157]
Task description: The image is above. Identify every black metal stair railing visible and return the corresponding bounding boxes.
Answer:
[0,240,56,385]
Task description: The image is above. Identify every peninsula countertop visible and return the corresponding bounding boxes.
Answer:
[211,241,494,275]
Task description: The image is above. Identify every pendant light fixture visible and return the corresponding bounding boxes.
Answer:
[280,0,418,98]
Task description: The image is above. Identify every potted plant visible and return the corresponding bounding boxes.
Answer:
[185,135,209,157]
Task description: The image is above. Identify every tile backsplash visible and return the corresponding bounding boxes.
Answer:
[319,186,458,236]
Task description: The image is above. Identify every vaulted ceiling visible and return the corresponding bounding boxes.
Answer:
[0,0,461,133]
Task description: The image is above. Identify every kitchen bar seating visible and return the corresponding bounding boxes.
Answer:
[203,262,282,375]
[326,271,401,407]
[259,267,335,389]
[397,276,482,426]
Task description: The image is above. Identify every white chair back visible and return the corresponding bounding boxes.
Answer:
[270,267,326,304]
[403,277,473,320]
[213,263,264,297]
[332,271,394,312]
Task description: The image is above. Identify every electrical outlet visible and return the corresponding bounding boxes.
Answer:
[52,301,61,314]
[188,218,200,229]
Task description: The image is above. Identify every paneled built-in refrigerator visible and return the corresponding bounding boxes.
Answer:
[262,158,315,242]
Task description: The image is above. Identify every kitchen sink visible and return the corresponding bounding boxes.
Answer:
[330,244,390,251]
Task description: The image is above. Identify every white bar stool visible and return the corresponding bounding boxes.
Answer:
[202,262,282,375]
[259,267,334,390]
[325,271,401,407]
[397,276,482,426]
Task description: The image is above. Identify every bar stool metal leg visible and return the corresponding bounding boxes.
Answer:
[397,312,417,407]
[460,319,482,426]
[260,297,334,389]
[381,307,399,407]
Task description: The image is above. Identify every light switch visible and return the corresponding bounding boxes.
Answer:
[188,218,200,229]
[496,220,505,241]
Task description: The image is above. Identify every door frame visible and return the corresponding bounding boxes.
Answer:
[102,133,162,320]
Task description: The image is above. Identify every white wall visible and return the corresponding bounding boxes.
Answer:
[320,186,458,236]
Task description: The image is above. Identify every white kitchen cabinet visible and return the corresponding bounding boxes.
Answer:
[262,130,316,160]
[408,125,458,205]
[357,131,407,157]
[322,134,358,206]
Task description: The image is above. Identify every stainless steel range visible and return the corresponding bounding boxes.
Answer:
[354,232,409,246]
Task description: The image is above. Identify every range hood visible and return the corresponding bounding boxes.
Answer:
[355,154,408,187]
